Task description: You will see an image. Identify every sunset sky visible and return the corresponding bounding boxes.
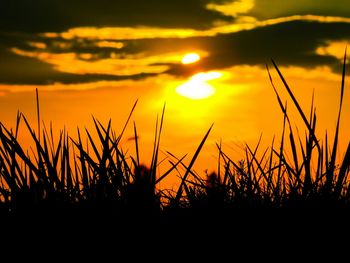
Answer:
[1,0,350,177]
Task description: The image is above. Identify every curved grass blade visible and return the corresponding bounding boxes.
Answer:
[174,124,213,204]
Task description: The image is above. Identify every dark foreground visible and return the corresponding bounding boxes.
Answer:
[1,57,349,257]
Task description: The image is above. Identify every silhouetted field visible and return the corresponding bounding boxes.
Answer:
[1,55,350,238]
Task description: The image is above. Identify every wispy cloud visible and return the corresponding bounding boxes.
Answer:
[42,15,350,41]
[316,40,350,62]
[2,19,350,85]
[11,47,189,76]
[0,0,233,33]
[207,0,255,17]
[246,0,350,20]
[1,0,350,86]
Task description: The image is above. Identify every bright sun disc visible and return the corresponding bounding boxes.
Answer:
[181,53,200,64]
[176,71,222,100]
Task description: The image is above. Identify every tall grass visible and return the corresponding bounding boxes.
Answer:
[0,53,349,218]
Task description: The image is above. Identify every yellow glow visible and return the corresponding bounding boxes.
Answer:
[181,53,201,64]
[192,71,222,81]
[10,48,194,76]
[206,0,255,17]
[78,53,94,60]
[45,27,199,40]
[176,82,215,100]
[28,42,47,49]
[176,71,222,100]
[316,40,350,61]
[96,41,125,49]
[1,64,350,176]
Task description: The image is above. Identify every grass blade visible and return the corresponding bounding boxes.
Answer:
[174,124,213,204]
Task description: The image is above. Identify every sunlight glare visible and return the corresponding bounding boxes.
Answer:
[191,71,222,81]
[176,71,222,100]
[181,53,201,64]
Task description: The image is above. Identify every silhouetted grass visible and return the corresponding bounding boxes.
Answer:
[0,52,349,228]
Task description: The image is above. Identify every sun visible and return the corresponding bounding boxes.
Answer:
[176,71,222,100]
[176,81,215,100]
[181,53,201,64]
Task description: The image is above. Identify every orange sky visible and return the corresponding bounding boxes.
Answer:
[0,61,349,187]
[1,0,350,187]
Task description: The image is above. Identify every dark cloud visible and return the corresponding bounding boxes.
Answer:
[247,0,350,20]
[1,1,350,86]
[0,0,232,33]
[201,21,348,68]
[1,20,350,85]
[0,45,155,85]
[164,21,350,75]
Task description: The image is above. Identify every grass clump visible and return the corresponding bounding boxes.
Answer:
[0,52,349,226]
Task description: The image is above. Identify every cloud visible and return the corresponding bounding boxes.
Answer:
[165,20,350,75]
[316,40,350,62]
[207,21,348,66]
[10,47,192,76]
[0,0,234,33]
[35,14,350,43]
[0,46,156,85]
[206,0,255,17]
[246,0,350,20]
[1,19,350,85]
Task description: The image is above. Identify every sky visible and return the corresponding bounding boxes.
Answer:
[1,0,350,182]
